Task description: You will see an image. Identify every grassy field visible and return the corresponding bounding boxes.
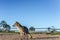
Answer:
[0,31,60,40]
[0,31,60,35]
[29,31,60,35]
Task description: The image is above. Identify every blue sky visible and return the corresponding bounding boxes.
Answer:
[0,0,60,29]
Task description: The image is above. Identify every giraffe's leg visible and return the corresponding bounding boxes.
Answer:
[20,35,24,40]
[24,34,28,40]
[20,34,24,40]
[21,33,26,40]
[28,34,32,39]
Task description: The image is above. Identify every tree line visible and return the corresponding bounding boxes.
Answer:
[0,20,35,32]
[0,20,56,34]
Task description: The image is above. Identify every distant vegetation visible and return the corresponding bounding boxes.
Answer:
[0,20,60,35]
[29,26,35,31]
[0,20,11,32]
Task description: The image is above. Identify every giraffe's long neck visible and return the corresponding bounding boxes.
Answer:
[16,25,25,36]
[16,25,24,33]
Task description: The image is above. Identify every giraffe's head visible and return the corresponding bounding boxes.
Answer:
[13,21,22,27]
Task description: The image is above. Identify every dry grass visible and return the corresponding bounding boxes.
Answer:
[0,34,60,40]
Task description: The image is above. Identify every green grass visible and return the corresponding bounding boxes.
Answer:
[50,32,60,35]
[29,31,60,35]
[0,31,19,34]
[0,31,60,35]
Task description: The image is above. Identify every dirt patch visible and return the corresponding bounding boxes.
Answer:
[0,34,60,40]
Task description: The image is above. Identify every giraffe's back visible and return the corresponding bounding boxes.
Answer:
[22,26,29,34]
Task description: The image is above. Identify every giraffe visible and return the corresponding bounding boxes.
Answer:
[13,21,32,40]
